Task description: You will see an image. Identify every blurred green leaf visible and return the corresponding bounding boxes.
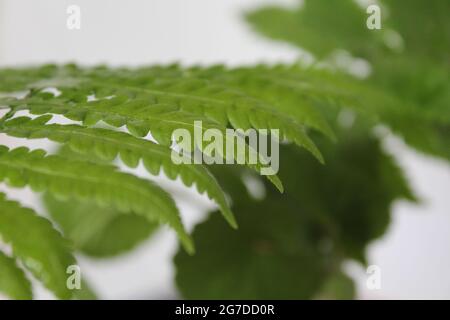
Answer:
[175,197,328,299]
[44,194,158,258]
[0,251,32,300]
[246,0,450,162]
[0,193,77,299]
[317,271,355,300]
[41,145,159,258]
[72,280,98,300]
[246,0,385,59]
[382,0,450,64]
[275,131,416,263]
[175,126,415,297]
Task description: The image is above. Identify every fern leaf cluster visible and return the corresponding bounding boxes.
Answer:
[0,59,445,299]
[0,61,343,298]
[0,144,194,251]
[0,0,448,299]
[2,115,236,228]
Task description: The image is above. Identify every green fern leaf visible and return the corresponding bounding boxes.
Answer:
[72,68,322,161]
[98,64,336,140]
[0,193,75,299]
[182,65,338,139]
[2,115,237,227]
[89,71,324,161]
[3,95,220,147]
[0,64,323,163]
[0,250,33,300]
[2,95,284,191]
[0,146,194,253]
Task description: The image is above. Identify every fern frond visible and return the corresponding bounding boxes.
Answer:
[3,95,221,146]
[0,192,75,299]
[0,146,194,253]
[0,64,323,163]
[90,79,323,162]
[2,96,284,190]
[0,250,32,300]
[181,64,341,139]
[95,64,338,139]
[2,115,237,228]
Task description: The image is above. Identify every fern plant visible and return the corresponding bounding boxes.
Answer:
[0,62,333,299]
[0,0,448,299]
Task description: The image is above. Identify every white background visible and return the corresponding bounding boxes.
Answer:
[0,0,449,299]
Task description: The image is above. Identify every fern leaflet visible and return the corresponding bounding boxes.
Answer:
[2,115,237,228]
[0,146,194,253]
[0,250,32,300]
[0,192,75,299]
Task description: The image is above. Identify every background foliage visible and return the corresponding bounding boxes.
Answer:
[175,0,448,299]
